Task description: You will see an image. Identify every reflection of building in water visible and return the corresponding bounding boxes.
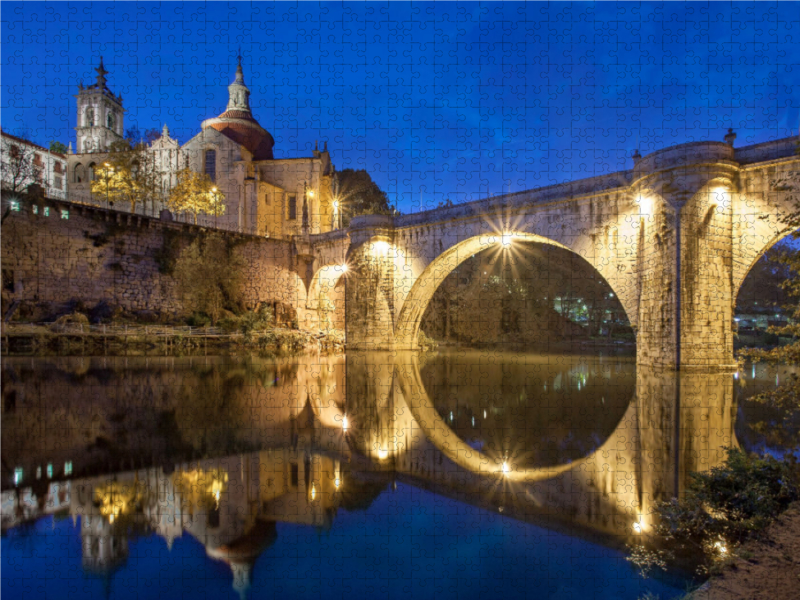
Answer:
[59,448,345,598]
[2,352,745,590]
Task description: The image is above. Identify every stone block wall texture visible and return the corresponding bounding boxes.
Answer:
[1,199,311,323]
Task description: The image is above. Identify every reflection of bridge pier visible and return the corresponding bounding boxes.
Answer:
[371,354,739,538]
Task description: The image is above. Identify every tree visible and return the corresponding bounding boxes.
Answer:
[1,134,43,194]
[167,168,225,224]
[334,169,395,226]
[49,141,68,154]
[173,233,244,324]
[89,138,160,213]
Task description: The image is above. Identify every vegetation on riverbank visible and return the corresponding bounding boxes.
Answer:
[1,317,345,356]
[628,448,800,583]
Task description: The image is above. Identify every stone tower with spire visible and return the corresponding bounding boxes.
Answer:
[75,57,124,153]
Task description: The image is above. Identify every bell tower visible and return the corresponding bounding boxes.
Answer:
[75,57,124,153]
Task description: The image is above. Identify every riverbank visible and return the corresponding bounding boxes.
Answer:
[1,321,345,356]
[689,501,800,600]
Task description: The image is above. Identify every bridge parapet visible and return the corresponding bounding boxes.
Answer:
[633,141,735,181]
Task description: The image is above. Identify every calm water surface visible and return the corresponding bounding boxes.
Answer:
[1,350,786,599]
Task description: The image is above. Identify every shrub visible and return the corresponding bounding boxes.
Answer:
[417,329,438,350]
[187,313,211,327]
[218,304,274,338]
[629,448,799,576]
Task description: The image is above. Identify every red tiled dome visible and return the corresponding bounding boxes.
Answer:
[206,121,274,160]
[200,61,275,160]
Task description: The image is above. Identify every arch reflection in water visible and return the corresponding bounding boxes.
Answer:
[1,352,741,598]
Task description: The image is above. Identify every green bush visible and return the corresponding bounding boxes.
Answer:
[187,313,211,327]
[629,448,799,576]
[219,304,274,337]
[417,329,438,350]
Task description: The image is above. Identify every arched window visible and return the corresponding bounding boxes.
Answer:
[107,112,115,129]
[204,149,216,182]
[88,162,96,182]
[85,108,94,127]
[74,163,84,183]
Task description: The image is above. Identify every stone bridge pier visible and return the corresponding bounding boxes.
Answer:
[333,137,798,371]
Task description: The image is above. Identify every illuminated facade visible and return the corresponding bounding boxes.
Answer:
[66,57,337,237]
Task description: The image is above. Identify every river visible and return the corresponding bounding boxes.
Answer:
[0,349,790,599]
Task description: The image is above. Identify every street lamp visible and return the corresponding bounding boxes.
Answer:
[103,162,114,209]
[211,186,219,229]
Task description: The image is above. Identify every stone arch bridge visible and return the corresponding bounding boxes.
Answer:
[299,136,799,371]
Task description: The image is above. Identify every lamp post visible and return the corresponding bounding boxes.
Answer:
[103,162,114,209]
[211,186,219,230]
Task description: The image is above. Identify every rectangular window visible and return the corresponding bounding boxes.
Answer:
[43,207,49,217]
[9,200,20,212]
[55,176,63,190]
[46,463,53,478]
[290,463,299,487]
[60,209,69,220]
[33,205,38,214]
[64,461,73,476]
[36,466,42,479]
[14,468,23,486]
[204,149,216,182]
[288,195,297,221]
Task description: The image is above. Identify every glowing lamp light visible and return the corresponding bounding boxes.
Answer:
[333,200,340,209]
[335,477,341,489]
[340,263,348,273]
[372,240,390,256]
[342,415,349,432]
[501,233,514,247]
[308,190,315,198]
[714,540,728,555]
[502,461,510,475]
[633,522,643,533]
[377,448,389,461]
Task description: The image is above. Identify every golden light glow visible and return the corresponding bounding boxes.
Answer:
[310,484,317,501]
[714,540,728,555]
[308,190,315,198]
[371,240,390,256]
[377,448,389,461]
[340,263,348,273]
[333,200,340,209]
[635,195,651,214]
[334,477,341,489]
[502,461,510,475]
[342,415,349,432]
[633,522,643,533]
[501,232,514,247]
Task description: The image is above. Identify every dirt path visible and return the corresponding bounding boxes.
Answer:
[690,502,800,600]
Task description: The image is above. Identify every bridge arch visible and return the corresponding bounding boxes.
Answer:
[304,263,347,331]
[394,230,637,349]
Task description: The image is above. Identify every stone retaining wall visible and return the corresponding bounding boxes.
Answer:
[1,197,311,324]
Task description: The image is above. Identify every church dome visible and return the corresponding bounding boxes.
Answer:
[201,56,274,160]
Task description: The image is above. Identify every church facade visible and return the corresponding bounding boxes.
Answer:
[67,57,338,237]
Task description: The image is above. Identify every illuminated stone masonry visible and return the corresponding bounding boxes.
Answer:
[332,136,800,371]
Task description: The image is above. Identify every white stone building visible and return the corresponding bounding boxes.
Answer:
[1,129,68,201]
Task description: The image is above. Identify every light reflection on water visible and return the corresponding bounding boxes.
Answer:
[1,351,788,599]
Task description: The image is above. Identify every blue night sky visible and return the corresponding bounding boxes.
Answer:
[2,1,799,213]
